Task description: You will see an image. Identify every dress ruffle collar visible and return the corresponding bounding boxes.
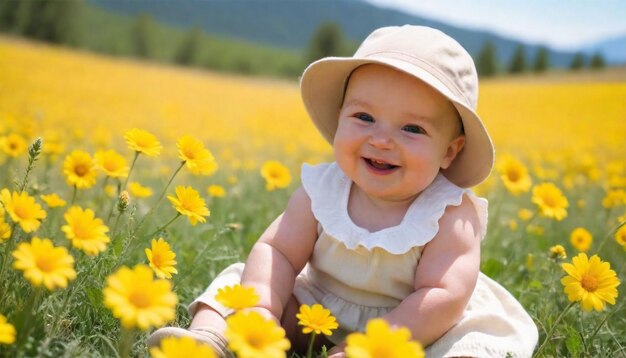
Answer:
[301,162,487,254]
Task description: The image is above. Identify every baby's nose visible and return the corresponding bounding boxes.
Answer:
[368,125,394,149]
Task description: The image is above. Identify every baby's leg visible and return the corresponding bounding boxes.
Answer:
[189,303,227,331]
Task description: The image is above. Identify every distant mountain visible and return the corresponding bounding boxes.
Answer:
[579,35,626,65]
[88,0,612,69]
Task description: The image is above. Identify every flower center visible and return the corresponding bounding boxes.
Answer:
[74,164,88,176]
[13,204,28,219]
[247,332,265,349]
[542,194,557,207]
[36,257,55,272]
[130,291,151,308]
[581,274,599,292]
[506,168,521,181]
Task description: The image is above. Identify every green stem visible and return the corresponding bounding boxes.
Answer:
[133,161,185,234]
[533,301,575,358]
[596,220,626,253]
[117,327,135,358]
[146,214,181,239]
[70,185,77,206]
[121,152,140,191]
[17,137,42,193]
[306,332,317,358]
[16,288,44,349]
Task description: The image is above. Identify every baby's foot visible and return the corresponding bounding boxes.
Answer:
[148,326,232,357]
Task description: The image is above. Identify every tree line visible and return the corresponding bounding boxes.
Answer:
[0,0,608,79]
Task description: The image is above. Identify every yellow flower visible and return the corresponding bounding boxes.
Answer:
[0,133,27,157]
[549,244,567,259]
[63,150,98,189]
[296,304,339,336]
[561,253,620,312]
[124,128,162,157]
[615,225,626,249]
[532,183,569,221]
[207,184,226,198]
[40,193,67,208]
[497,156,532,195]
[517,208,534,221]
[177,135,218,176]
[570,227,593,252]
[345,318,424,358]
[0,314,16,344]
[95,149,129,178]
[105,184,117,198]
[150,336,216,358]
[104,264,177,330]
[260,160,292,191]
[602,189,626,209]
[167,186,210,225]
[215,284,260,311]
[129,182,154,198]
[0,188,47,233]
[145,238,178,279]
[12,237,76,290]
[61,206,110,256]
[0,221,11,242]
[225,311,290,358]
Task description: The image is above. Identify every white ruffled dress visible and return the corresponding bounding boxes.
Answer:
[190,162,538,357]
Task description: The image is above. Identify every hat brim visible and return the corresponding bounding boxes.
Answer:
[300,56,494,188]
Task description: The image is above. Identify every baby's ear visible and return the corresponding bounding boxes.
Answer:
[440,135,465,170]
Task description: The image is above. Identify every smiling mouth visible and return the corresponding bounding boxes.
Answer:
[363,157,399,171]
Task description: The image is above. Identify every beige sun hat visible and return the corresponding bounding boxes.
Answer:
[300,25,494,188]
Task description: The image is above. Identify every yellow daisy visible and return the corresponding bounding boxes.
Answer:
[0,221,11,242]
[549,245,567,259]
[129,182,154,198]
[615,225,626,249]
[103,264,178,330]
[570,227,592,252]
[177,135,218,176]
[40,193,67,208]
[207,184,226,198]
[531,182,569,221]
[145,238,178,279]
[497,155,532,195]
[95,149,129,178]
[61,206,110,256]
[12,237,77,290]
[124,128,162,157]
[167,186,210,226]
[518,208,534,221]
[296,304,339,336]
[0,314,16,344]
[0,188,47,233]
[225,311,290,358]
[561,253,620,312]
[0,133,27,157]
[602,189,626,209]
[150,336,216,358]
[260,160,292,191]
[215,284,260,311]
[63,150,98,189]
[345,318,424,358]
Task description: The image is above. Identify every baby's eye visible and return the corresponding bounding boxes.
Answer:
[354,113,374,123]
[402,124,426,134]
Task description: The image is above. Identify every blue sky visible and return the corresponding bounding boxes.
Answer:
[365,0,626,50]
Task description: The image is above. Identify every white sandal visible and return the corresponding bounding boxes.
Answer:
[147,326,233,357]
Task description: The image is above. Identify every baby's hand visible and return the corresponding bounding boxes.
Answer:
[327,341,346,358]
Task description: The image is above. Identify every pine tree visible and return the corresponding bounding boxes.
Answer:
[590,52,606,69]
[508,44,526,74]
[132,13,156,59]
[306,22,344,64]
[569,53,585,70]
[476,41,498,77]
[175,26,204,66]
[533,46,550,73]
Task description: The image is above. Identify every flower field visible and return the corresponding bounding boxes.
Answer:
[1,36,626,357]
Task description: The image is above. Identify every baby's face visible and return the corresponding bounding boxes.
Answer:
[333,64,465,202]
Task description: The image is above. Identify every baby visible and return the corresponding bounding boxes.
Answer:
[149,25,538,357]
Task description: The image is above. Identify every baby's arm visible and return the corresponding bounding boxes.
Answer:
[383,194,482,346]
[239,186,318,321]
